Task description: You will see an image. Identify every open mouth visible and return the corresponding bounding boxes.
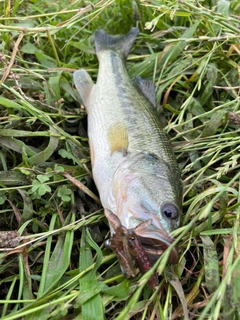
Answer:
[128,216,179,264]
[136,236,179,264]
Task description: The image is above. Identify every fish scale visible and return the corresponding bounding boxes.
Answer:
[74,27,182,282]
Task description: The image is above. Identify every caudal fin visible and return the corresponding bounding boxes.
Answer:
[94,27,139,58]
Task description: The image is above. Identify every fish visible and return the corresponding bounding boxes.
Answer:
[73,27,182,285]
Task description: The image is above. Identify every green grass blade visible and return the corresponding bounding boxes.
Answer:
[37,213,58,298]
[27,127,59,166]
[159,20,200,67]
[75,228,104,320]
[200,235,220,293]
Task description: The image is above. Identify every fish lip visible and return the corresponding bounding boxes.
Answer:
[133,224,179,264]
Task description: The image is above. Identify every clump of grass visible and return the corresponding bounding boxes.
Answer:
[0,0,239,319]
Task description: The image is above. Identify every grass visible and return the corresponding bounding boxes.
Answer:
[0,0,240,319]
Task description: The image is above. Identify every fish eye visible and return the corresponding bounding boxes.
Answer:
[161,203,179,219]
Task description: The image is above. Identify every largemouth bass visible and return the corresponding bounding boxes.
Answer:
[73,28,182,286]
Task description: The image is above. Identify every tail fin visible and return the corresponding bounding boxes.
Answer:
[94,27,139,58]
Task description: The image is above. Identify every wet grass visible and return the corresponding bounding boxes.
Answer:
[0,0,240,319]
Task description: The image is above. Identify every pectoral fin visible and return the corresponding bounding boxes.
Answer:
[73,69,94,110]
[108,123,128,156]
[133,76,156,108]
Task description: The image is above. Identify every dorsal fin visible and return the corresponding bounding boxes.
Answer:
[73,69,94,110]
[133,76,156,108]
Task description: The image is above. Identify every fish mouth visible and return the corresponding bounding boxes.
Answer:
[136,235,179,264]
[128,217,179,264]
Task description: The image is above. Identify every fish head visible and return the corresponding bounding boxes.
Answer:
[110,152,182,264]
